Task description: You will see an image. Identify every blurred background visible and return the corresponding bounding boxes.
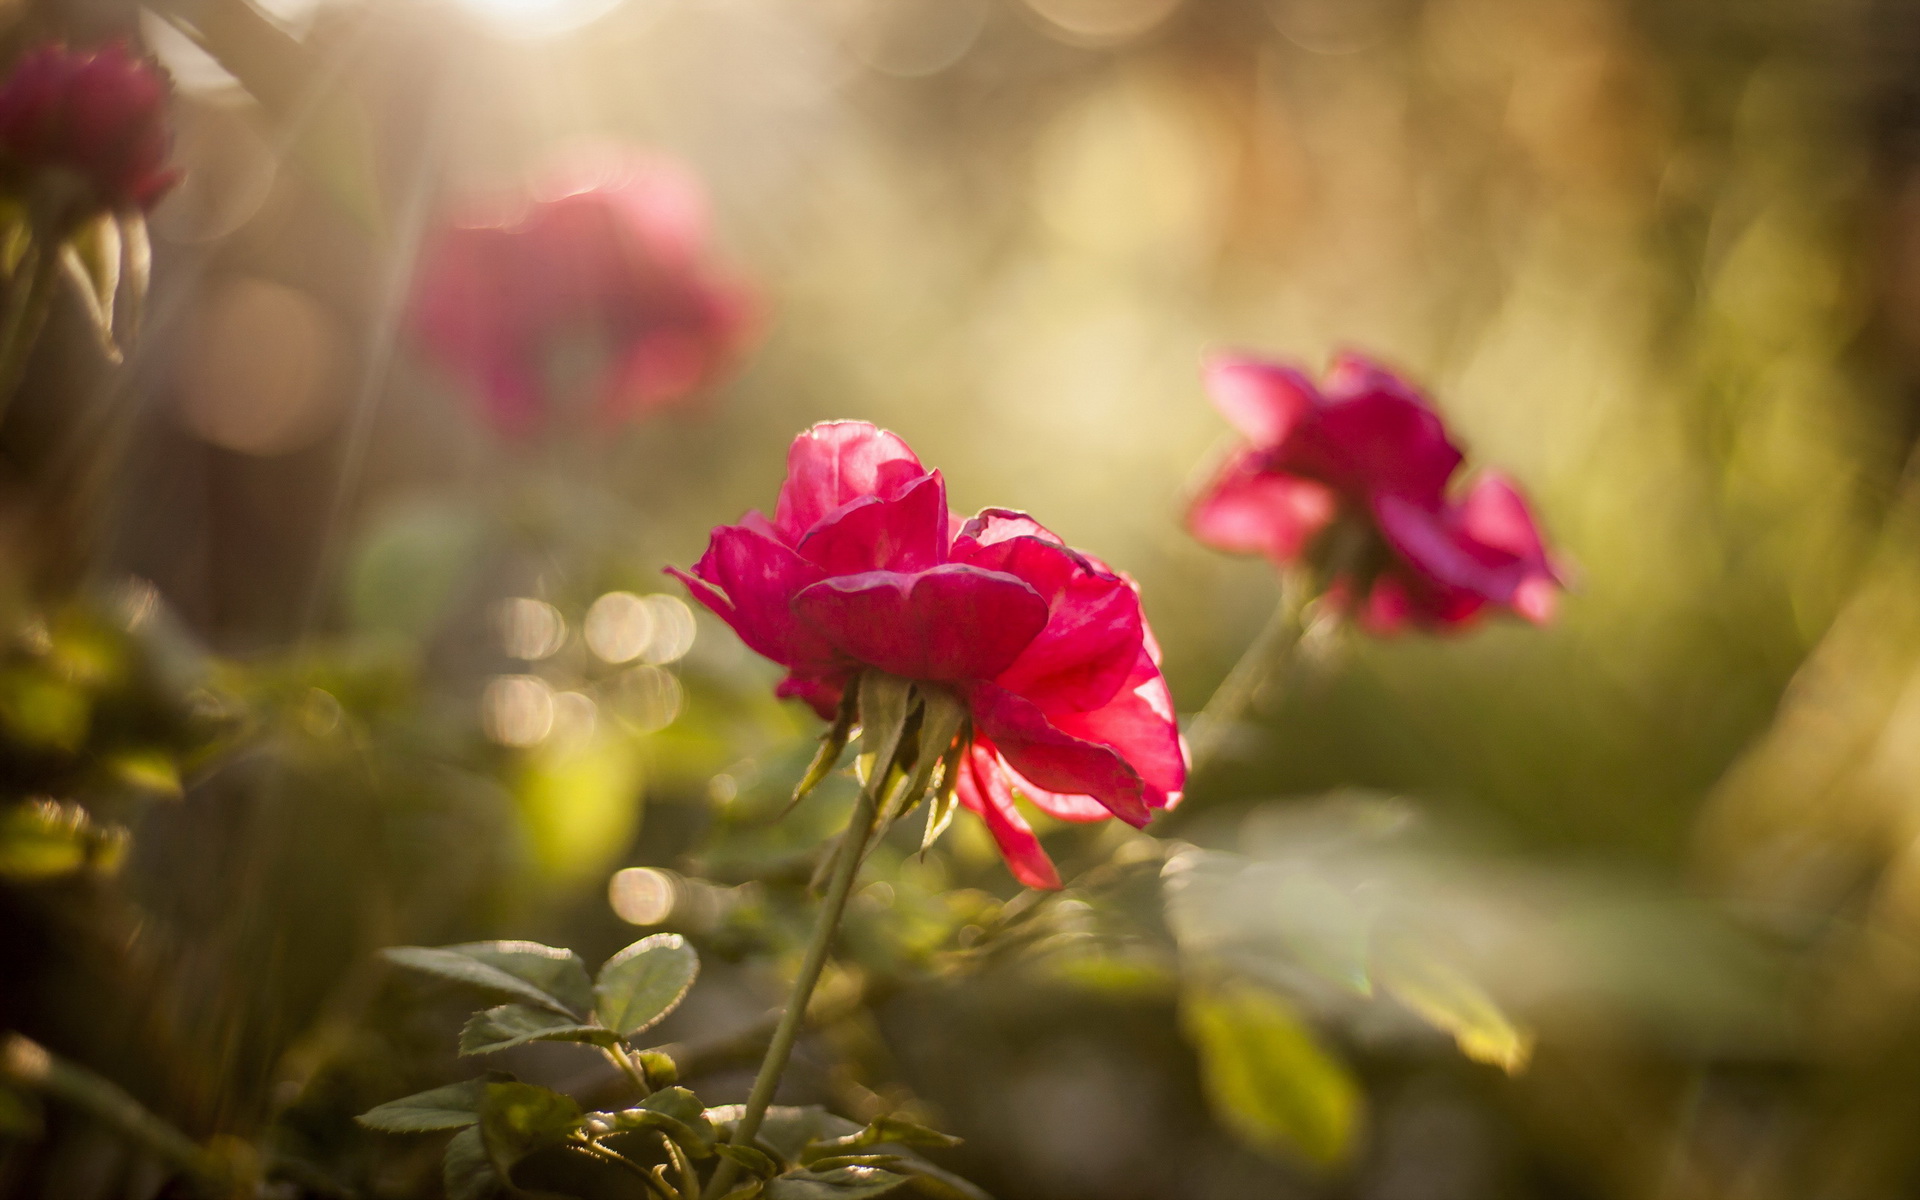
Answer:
[7,0,1920,1195]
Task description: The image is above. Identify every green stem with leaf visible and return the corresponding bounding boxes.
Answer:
[702,767,883,1199]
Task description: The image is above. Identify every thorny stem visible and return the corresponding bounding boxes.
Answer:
[578,1136,674,1198]
[702,775,883,1199]
[666,1134,702,1200]
[1,1033,231,1191]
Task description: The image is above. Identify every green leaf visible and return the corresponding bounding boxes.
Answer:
[707,1106,862,1165]
[116,214,150,349]
[381,942,593,1017]
[0,669,90,752]
[1180,981,1360,1167]
[920,734,968,854]
[804,1117,962,1162]
[443,1125,498,1200]
[857,673,914,794]
[58,214,120,361]
[887,1162,992,1200]
[793,689,859,805]
[478,1081,582,1169]
[1374,943,1532,1073]
[356,1080,486,1133]
[107,749,182,797]
[880,686,965,834]
[636,1049,679,1087]
[765,1166,910,1199]
[804,1156,910,1171]
[715,1142,780,1178]
[594,933,699,1039]
[460,1005,614,1056]
[0,800,123,882]
[346,500,486,640]
[600,1087,716,1156]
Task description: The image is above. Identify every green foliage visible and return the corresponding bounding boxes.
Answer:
[460,1005,615,1056]
[1372,939,1532,1073]
[803,1117,963,1159]
[764,1166,910,1199]
[355,1080,487,1133]
[594,933,699,1039]
[1180,980,1361,1168]
[442,1127,496,1200]
[598,1086,716,1156]
[362,930,975,1200]
[478,1080,584,1169]
[346,500,487,641]
[0,799,126,881]
[381,942,595,1017]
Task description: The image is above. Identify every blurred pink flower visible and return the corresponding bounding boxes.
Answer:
[1189,352,1560,632]
[671,421,1186,889]
[410,153,755,439]
[0,41,179,217]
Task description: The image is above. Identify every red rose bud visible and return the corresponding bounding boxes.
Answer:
[671,421,1188,889]
[409,150,756,439]
[0,41,180,216]
[1189,352,1561,633]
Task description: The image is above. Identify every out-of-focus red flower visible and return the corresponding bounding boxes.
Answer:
[1189,352,1560,632]
[0,41,179,216]
[410,152,755,439]
[671,421,1186,889]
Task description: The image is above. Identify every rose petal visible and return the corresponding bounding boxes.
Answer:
[954,745,1062,890]
[955,508,1066,549]
[1188,449,1337,564]
[795,471,949,575]
[1459,473,1553,573]
[668,525,839,674]
[1374,494,1534,598]
[969,682,1154,827]
[1282,389,1462,506]
[1205,355,1319,446]
[777,671,849,721]
[957,534,1144,712]
[792,565,1049,683]
[773,421,927,541]
[999,758,1116,823]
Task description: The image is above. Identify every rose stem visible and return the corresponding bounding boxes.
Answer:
[1183,570,1310,775]
[701,773,882,1199]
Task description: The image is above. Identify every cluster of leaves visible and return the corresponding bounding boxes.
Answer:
[362,936,984,1200]
[0,593,232,884]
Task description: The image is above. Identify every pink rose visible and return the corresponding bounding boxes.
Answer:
[410,152,755,439]
[1190,353,1560,632]
[672,422,1186,888]
[0,41,179,217]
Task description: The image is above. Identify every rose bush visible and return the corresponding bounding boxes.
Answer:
[1189,352,1561,632]
[410,151,754,439]
[672,421,1186,888]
